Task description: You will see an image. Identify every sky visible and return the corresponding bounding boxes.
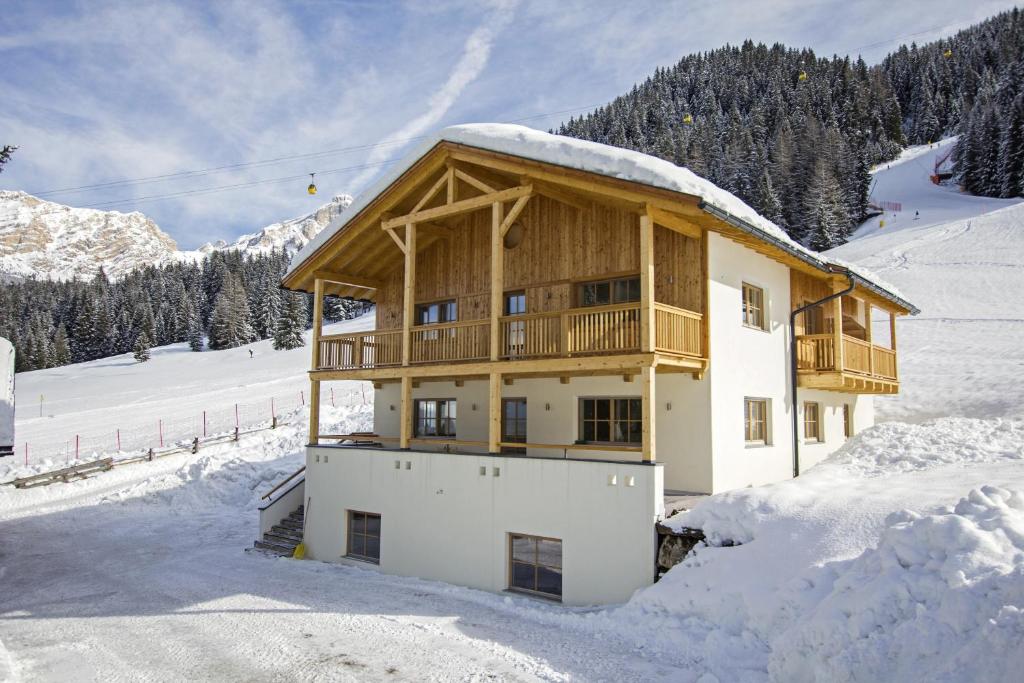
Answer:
[0,0,1018,249]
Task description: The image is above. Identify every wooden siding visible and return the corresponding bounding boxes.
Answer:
[375,195,703,329]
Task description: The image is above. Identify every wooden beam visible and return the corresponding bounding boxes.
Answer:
[490,202,504,361]
[890,311,898,381]
[411,171,449,213]
[640,211,655,353]
[500,194,531,237]
[382,185,532,229]
[640,365,656,462]
[446,166,456,204]
[527,179,592,211]
[399,376,412,449]
[488,372,501,454]
[312,277,325,370]
[833,292,844,373]
[560,376,570,384]
[385,226,407,254]
[648,206,703,240]
[454,168,496,194]
[312,269,382,290]
[401,224,416,366]
[312,352,663,382]
[309,380,321,446]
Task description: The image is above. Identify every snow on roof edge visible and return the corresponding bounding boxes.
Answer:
[287,123,914,311]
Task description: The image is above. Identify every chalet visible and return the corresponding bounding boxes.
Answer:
[260,124,917,605]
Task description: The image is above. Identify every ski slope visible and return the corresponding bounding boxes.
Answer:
[830,140,1024,422]
[10,315,374,466]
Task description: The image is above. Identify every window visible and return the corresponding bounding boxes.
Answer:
[801,300,826,335]
[843,404,852,438]
[804,402,823,442]
[347,511,381,563]
[578,276,640,307]
[744,398,769,444]
[415,300,457,325]
[504,291,527,356]
[502,398,527,454]
[742,283,766,330]
[579,397,642,444]
[509,534,562,599]
[504,291,526,316]
[414,399,456,437]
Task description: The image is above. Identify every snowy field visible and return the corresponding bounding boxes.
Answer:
[1,140,1023,681]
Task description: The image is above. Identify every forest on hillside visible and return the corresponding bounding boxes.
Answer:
[557,8,1024,248]
[0,250,368,373]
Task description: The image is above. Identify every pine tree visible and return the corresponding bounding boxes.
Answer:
[133,331,152,362]
[805,162,850,250]
[273,291,307,350]
[998,93,1024,197]
[254,279,281,339]
[52,324,71,366]
[207,274,255,350]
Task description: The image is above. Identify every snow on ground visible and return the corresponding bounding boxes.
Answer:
[3,139,1024,681]
[11,315,374,464]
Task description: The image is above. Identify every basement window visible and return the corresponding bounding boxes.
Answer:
[347,511,381,564]
[804,402,823,442]
[509,533,562,600]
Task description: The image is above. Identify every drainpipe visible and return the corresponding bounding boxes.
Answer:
[790,268,855,478]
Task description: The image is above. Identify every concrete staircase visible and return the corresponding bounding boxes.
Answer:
[252,505,304,556]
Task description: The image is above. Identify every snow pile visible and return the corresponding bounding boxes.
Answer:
[827,418,1024,476]
[628,417,1024,679]
[771,485,1024,682]
[289,124,909,308]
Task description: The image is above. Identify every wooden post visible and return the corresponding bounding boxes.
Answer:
[311,277,325,371]
[832,293,844,372]
[402,223,417,366]
[399,375,413,449]
[640,365,656,462]
[490,202,504,361]
[890,311,898,380]
[488,371,502,454]
[865,303,874,376]
[639,211,655,353]
[308,379,321,445]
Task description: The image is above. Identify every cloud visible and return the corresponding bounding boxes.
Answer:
[349,1,518,189]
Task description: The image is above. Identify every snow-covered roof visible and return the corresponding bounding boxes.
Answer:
[288,123,915,312]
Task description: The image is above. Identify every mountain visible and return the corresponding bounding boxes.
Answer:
[556,9,1024,249]
[0,191,353,281]
[193,194,353,257]
[0,190,181,281]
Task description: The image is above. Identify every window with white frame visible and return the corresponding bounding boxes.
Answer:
[744,398,769,444]
[742,282,766,330]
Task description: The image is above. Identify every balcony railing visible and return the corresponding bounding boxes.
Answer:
[316,302,704,371]
[796,333,897,381]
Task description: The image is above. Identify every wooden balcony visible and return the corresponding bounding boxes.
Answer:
[796,333,898,394]
[318,302,704,374]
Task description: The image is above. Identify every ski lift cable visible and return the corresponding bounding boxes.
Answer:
[31,103,606,198]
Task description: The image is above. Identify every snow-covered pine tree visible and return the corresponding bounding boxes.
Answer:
[805,161,851,251]
[273,290,307,350]
[207,273,255,350]
[254,278,281,340]
[133,331,152,363]
[52,324,71,366]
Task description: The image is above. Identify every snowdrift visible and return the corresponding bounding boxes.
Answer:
[629,418,1024,681]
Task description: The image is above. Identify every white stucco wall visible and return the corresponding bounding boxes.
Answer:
[374,375,712,493]
[705,231,795,492]
[303,445,663,606]
[796,390,874,471]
